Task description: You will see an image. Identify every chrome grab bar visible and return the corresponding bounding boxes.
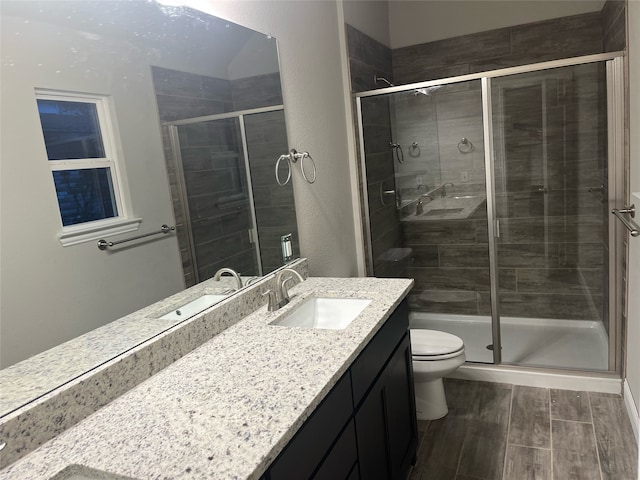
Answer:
[611,204,639,237]
[97,224,176,250]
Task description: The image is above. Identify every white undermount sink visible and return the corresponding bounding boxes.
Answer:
[270,297,372,330]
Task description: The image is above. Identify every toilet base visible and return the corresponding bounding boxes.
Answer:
[414,377,448,420]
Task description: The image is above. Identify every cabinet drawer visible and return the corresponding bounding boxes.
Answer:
[312,420,357,480]
[350,299,408,406]
[269,372,353,480]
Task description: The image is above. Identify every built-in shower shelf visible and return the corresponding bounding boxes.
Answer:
[394,170,427,180]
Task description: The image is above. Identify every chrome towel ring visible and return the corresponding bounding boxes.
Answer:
[275,154,292,186]
[409,141,421,157]
[457,137,473,153]
[390,142,404,163]
[299,151,316,184]
[275,149,317,186]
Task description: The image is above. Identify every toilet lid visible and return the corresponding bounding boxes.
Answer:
[410,329,464,357]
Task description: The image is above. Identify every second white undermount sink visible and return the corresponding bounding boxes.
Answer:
[270,297,372,330]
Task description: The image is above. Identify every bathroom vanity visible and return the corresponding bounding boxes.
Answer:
[266,299,416,480]
[0,277,415,480]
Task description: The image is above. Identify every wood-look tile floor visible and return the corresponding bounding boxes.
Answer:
[408,379,638,480]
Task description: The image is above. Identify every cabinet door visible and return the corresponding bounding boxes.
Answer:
[354,333,417,480]
[385,333,418,480]
[354,371,391,479]
[269,373,353,480]
[312,420,358,480]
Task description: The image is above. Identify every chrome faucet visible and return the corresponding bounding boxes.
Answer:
[213,268,243,290]
[416,193,434,215]
[441,183,454,198]
[263,268,305,312]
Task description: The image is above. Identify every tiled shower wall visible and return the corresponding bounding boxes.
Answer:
[346,25,406,278]
[349,1,626,323]
[152,66,236,286]
[244,110,299,273]
[152,66,296,286]
[391,11,603,85]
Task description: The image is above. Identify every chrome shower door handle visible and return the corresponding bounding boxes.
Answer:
[612,204,640,237]
[379,180,396,207]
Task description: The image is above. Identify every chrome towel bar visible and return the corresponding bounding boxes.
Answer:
[611,204,639,237]
[97,224,175,250]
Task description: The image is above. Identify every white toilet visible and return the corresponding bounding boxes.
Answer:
[410,329,466,420]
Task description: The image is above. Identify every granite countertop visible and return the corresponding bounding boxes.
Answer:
[0,277,413,480]
[0,275,247,417]
[401,195,486,221]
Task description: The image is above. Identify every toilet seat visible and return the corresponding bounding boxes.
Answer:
[411,329,464,361]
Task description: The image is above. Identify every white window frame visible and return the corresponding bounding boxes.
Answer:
[36,89,141,246]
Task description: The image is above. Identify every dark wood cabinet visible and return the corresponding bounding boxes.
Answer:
[354,369,392,479]
[265,299,417,480]
[355,334,417,480]
[382,334,418,480]
[269,374,354,480]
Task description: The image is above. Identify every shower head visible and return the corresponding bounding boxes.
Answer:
[374,75,394,87]
[413,86,443,96]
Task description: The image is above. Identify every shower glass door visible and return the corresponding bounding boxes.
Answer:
[173,117,261,283]
[491,62,609,370]
[359,79,495,363]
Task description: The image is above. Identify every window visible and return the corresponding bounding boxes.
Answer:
[36,90,139,245]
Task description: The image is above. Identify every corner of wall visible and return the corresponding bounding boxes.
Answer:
[337,1,367,276]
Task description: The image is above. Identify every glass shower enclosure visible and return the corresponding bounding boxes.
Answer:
[356,53,625,374]
[164,106,298,286]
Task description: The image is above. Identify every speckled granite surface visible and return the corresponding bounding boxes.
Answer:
[0,275,251,416]
[0,262,308,469]
[0,277,412,480]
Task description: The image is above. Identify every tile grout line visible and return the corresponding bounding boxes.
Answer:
[454,420,465,478]
[550,418,598,425]
[502,385,514,480]
[507,442,552,450]
[588,392,605,480]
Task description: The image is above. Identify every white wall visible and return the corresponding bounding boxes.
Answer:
[342,0,391,47]
[228,34,280,80]
[0,13,186,367]
[626,0,640,424]
[388,0,605,48]
[201,0,360,278]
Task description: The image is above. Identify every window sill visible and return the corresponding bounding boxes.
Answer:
[58,218,142,247]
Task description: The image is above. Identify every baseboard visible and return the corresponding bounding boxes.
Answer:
[623,379,640,444]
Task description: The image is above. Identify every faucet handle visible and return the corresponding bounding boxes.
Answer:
[262,289,277,312]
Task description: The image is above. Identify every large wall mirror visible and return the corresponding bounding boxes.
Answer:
[0,0,298,417]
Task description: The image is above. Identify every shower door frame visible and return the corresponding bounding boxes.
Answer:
[165,104,285,283]
[354,51,626,374]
